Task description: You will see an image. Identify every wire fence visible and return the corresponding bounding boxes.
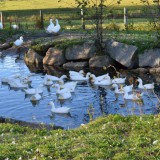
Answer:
[0,7,159,31]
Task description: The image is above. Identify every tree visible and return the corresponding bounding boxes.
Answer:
[58,0,122,53]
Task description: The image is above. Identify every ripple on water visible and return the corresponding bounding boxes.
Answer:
[0,56,160,129]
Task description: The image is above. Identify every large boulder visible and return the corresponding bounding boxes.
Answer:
[89,55,115,69]
[139,48,160,67]
[105,40,138,68]
[24,49,43,64]
[43,48,66,66]
[0,42,12,50]
[63,61,89,71]
[65,42,96,60]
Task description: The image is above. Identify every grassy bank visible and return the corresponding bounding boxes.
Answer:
[0,114,160,159]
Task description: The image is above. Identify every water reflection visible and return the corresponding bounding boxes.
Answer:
[0,56,160,129]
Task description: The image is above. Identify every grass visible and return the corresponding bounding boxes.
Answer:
[0,0,154,11]
[0,114,160,159]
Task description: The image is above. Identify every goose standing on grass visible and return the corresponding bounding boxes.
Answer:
[0,22,3,29]
[12,24,19,30]
[137,77,154,89]
[52,19,61,33]
[14,36,23,47]
[48,101,70,114]
[46,19,54,33]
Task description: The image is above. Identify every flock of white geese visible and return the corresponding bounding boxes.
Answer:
[0,18,61,34]
[0,70,155,114]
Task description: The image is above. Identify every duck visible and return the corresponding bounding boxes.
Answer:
[14,36,23,47]
[48,101,70,114]
[70,72,91,81]
[112,77,126,84]
[46,19,55,33]
[53,84,72,100]
[137,77,154,89]
[112,84,124,94]
[52,19,61,33]
[58,79,77,92]
[30,90,42,101]
[8,78,28,88]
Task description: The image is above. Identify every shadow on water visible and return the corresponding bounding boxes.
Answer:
[0,57,160,129]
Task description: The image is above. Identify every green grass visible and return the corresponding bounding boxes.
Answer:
[0,0,154,11]
[0,114,160,159]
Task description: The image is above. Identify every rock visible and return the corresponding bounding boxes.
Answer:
[65,42,96,60]
[2,46,29,58]
[43,48,66,66]
[131,68,149,74]
[0,42,12,50]
[63,61,89,71]
[24,49,43,64]
[149,67,160,74]
[89,55,115,69]
[139,48,160,67]
[105,40,138,68]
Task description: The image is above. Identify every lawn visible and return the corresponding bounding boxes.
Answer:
[0,115,160,159]
[0,0,154,11]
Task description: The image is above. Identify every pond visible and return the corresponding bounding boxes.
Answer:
[0,56,160,129]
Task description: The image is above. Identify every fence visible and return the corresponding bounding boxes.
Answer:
[0,7,159,31]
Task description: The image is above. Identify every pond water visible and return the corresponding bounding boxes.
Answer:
[0,56,160,129]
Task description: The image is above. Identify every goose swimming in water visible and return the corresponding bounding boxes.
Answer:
[30,89,42,101]
[137,77,154,89]
[48,101,70,114]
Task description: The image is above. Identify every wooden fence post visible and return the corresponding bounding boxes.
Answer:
[124,7,128,30]
[81,9,85,29]
[40,10,44,29]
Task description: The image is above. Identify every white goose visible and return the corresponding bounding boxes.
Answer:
[43,78,53,86]
[70,72,91,81]
[52,19,61,33]
[0,22,3,29]
[112,77,126,84]
[112,84,124,94]
[12,24,19,30]
[24,86,43,95]
[46,19,55,33]
[58,79,77,92]
[137,78,154,89]
[14,36,23,47]
[48,101,70,114]
[53,84,72,100]
[44,74,67,82]
[30,89,42,101]
[69,70,84,77]
[90,74,112,85]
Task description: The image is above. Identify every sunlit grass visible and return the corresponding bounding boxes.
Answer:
[0,0,154,11]
[0,114,160,159]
